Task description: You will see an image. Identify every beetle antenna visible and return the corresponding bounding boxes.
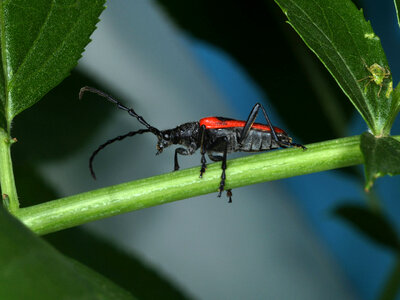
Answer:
[89,129,151,179]
[79,86,161,137]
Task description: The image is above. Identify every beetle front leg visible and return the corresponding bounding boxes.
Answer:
[174,143,197,171]
[174,148,190,171]
[174,148,184,170]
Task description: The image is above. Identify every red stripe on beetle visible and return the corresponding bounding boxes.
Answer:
[199,117,284,133]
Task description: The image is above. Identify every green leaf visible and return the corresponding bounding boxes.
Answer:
[387,82,400,133]
[395,0,400,28]
[155,0,354,143]
[0,0,105,131]
[360,131,400,191]
[46,229,191,300]
[0,205,134,299]
[333,204,400,251]
[274,0,396,135]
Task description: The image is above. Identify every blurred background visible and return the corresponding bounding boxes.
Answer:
[11,0,400,299]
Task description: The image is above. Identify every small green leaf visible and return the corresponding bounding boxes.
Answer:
[360,131,400,191]
[0,206,134,299]
[274,0,396,135]
[0,0,105,131]
[333,204,400,251]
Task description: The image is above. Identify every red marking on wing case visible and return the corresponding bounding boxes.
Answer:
[199,117,284,133]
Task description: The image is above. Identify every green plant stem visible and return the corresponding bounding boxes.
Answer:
[378,255,400,300]
[14,135,382,235]
[0,129,19,212]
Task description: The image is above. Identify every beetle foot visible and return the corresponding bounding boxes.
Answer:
[288,142,307,150]
[199,166,206,178]
[227,189,232,203]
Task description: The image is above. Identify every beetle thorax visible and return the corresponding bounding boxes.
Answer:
[173,122,200,147]
[157,122,200,153]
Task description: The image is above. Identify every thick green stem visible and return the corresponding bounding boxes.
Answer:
[14,135,365,235]
[0,129,18,212]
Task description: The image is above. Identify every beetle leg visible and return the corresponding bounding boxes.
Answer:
[239,103,279,147]
[208,153,223,162]
[290,142,307,150]
[226,189,233,203]
[174,147,192,171]
[274,140,306,150]
[258,104,280,146]
[239,103,260,144]
[207,151,232,203]
[209,153,234,203]
[218,138,229,199]
[199,125,207,178]
[174,148,184,170]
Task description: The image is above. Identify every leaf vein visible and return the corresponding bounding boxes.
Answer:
[8,0,55,89]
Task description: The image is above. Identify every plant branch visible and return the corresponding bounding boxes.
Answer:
[15,135,373,235]
[0,129,18,212]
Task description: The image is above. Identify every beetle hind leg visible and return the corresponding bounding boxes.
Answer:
[290,142,307,150]
[277,141,307,150]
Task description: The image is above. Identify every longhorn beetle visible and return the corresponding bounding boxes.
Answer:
[79,87,306,202]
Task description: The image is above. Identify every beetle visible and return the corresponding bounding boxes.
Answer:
[79,86,306,202]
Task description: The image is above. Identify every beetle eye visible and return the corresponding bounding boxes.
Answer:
[164,133,170,140]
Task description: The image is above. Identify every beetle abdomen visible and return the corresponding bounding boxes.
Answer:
[238,129,279,152]
[205,127,281,153]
